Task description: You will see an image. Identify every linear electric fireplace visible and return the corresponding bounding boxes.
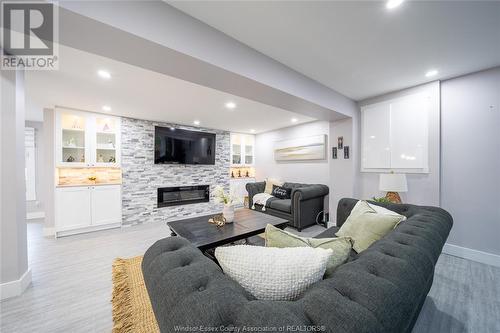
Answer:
[157,185,210,208]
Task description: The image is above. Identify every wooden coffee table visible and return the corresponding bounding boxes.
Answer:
[167,208,288,252]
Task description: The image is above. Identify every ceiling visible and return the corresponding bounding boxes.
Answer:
[169,0,500,101]
[25,45,314,133]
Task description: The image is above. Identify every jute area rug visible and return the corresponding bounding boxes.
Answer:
[111,256,160,333]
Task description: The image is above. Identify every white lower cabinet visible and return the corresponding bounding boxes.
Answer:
[91,185,122,226]
[55,186,92,231]
[55,185,122,237]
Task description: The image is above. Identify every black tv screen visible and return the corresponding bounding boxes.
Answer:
[154,127,216,165]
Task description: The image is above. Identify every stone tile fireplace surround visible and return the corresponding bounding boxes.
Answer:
[121,117,230,226]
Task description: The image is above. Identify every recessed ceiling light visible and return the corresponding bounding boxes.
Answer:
[386,0,404,9]
[97,69,111,79]
[425,69,438,77]
[250,129,256,133]
[193,120,200,126]
[291,118,298,123]
[102,105,112,112]
[225,102,237,109]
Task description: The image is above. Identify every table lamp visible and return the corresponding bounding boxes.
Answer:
[379,172,407,203]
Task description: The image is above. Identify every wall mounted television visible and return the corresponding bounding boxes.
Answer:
[154,126,216,165]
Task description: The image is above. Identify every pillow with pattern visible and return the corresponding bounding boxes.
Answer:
[271,185,292,199]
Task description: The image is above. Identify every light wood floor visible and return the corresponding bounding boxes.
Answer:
[1,219,499,333]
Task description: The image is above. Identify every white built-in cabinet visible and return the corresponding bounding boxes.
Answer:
[231,133,255,166]
[55,108,121,167]
[361,93,429,173]
[55,185,122,237]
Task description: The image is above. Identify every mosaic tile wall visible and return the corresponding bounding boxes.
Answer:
[121,117,230,226]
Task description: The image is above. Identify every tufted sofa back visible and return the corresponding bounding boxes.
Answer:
[142,198,452,333]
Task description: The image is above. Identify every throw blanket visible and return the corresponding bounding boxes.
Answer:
[252,193,273,211]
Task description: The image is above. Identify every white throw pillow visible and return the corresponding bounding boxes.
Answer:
[215,245,332,301]
[368,202,407,221]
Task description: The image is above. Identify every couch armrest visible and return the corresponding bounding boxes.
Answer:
[246,181,265,207]
[291,184,329,201]
[142,237,253,332]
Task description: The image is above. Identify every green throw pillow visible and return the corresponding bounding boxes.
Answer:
[335,200,405,253]
[265,224,353,277]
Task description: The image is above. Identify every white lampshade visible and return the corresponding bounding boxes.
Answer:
[379,173,408,192]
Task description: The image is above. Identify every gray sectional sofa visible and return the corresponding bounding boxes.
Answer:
[246,181,329,231]
[142,198,453,333]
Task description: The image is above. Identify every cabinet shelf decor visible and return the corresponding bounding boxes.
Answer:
[55,108,121,167]
[230,133,255,166]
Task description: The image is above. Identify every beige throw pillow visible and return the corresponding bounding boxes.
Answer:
[264,178,283,194]
[335,200,405,253]
[265,224,352,277]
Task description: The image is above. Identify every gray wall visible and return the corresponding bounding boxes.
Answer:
[121,118,230,226]
[1,70,29,286]
[441,67,500,256]
[357,82,441,206]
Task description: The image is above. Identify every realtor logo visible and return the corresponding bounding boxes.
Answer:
[1,1,58,70]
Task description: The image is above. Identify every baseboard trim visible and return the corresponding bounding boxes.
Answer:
[55,223,121,238]
[43,227,55,237]
[26,211,45,220]
[0,268,32,300]
[443,243,500,268]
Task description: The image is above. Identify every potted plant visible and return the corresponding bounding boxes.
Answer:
[213,185,240,223]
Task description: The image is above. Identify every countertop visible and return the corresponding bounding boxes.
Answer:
[56,183,122,188]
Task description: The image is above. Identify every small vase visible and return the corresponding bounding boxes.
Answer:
[223,204,235,223]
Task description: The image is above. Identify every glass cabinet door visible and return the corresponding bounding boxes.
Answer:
[231,133,255,166]
[244,144,253,164]
[244,135,254,165]
[231,134,242,165]
[232,144,241,164]
[95,116,118,165]
[60,113,87,165]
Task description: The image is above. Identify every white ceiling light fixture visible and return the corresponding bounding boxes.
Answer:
[193,120,201,126]
[102,105,112,112]
[386,0,404,10]
[425,69,439,77]
[291,118,298,123]
[97,69,111,79]
[250,129,256,133]
[225,102,237,109]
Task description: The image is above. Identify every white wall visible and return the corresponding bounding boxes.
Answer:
[255,121,331,184]
[357,82,441,206]
[41,109,55,234]
[254,118,363,220]
[441,67,500,257]
[25,121,44,215]
[329,118,355,221]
